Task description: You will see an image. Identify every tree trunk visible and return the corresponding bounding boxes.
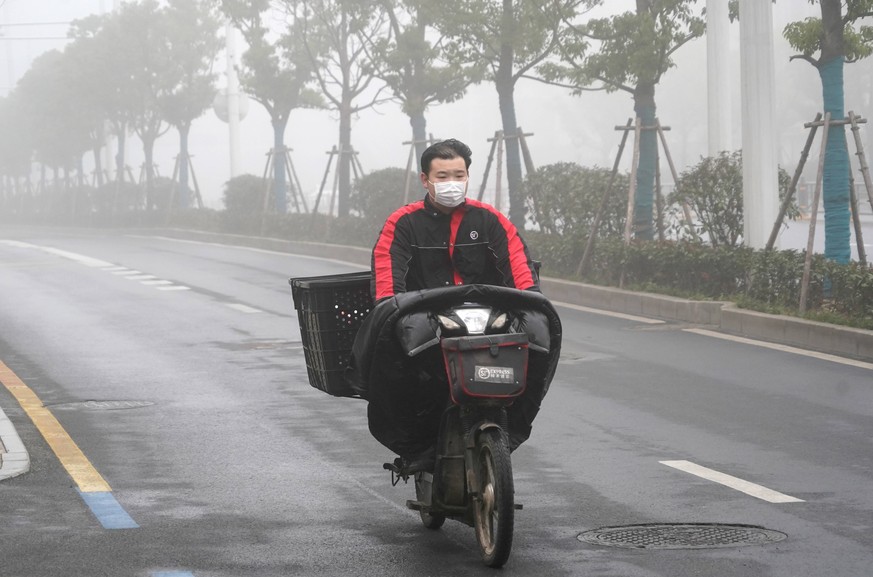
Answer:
[410,17,429,163]
[115,124,126,184]
[178,123,191,209]
[410,109,428,163]
[337,95,353,217]
[113,125,126,215]
[497,0,525,229]
[633,82,657,240]
[143,136,156,210]
[497,80,525,229]
[273,116,289,214]
[819,0,851,264]
[92,146,104,188]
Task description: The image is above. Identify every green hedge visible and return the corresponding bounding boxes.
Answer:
[523,232,872,329]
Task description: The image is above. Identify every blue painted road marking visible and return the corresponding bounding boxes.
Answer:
[77,490,139,529]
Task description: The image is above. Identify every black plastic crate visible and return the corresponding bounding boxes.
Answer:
[290,271,373,397]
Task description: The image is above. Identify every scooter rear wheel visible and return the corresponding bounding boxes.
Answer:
[415,474,445,529]
[473,429,514,568]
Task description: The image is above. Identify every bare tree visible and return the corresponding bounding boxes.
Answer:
[367,0,484,160]
[223,0,322,213]
[284,0,392,217]
[435,0,596,229]
[546,0,705,240]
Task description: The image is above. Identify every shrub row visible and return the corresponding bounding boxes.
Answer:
[526,232,872,329]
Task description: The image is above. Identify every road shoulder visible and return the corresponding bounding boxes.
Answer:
[0,403,30,481]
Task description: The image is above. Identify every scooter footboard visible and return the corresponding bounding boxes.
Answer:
[434,408,467,508]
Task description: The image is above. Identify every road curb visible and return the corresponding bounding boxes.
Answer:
[719,304,873,361]
[0,403,30,482]
[152,227,873,363]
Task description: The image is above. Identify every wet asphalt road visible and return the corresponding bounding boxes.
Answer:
[0,227,871,577]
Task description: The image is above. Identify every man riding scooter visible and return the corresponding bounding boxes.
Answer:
[351,138,542,473]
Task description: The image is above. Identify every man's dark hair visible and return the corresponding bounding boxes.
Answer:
[420,138,472,175]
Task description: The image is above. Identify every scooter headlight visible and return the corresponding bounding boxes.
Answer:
[490,312,508,331]
[455,307,491,334]
[437,314,462,331]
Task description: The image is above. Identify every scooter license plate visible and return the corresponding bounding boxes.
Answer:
[473,366,516,384]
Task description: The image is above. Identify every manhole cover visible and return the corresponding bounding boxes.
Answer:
[51,400,155,411]
[578,523,787,550]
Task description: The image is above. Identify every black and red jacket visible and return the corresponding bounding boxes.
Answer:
[371,196,539,300]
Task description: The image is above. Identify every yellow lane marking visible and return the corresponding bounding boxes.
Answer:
[0,361,111,492]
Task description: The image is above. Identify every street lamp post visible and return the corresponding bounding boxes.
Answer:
[740,0,779,249]
[1,5,16,97]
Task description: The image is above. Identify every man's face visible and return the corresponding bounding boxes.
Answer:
[421,156,469,211]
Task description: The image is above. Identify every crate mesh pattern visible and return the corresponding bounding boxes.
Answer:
[291,272,373,396]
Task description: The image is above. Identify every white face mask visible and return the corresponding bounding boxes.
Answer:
[430,180,467,208]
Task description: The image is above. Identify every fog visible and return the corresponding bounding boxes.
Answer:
[1,1,870,211]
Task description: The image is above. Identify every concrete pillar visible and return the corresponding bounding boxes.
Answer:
[707,0,732,155]
[739,0,779,249]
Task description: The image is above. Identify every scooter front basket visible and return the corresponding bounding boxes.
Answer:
[441,333,529,404]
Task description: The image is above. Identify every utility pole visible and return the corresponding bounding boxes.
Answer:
[1,4,15,97]
[739,0,778,249]
[706,0,732,155]
[101,0,120,182]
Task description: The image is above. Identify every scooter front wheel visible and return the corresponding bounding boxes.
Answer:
[473,429,514,568]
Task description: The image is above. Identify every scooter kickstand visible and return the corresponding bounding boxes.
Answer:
[383,461,409,486]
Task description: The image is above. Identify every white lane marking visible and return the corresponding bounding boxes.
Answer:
[128,234,367,268]
[0,241,119,270]
[661,460,804,503]
[553,301,665,325]
[0,241,192,296]
[226,303,262,314]
[0,240,39,249]
[684,328,873,371]
[39,248,113,268]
